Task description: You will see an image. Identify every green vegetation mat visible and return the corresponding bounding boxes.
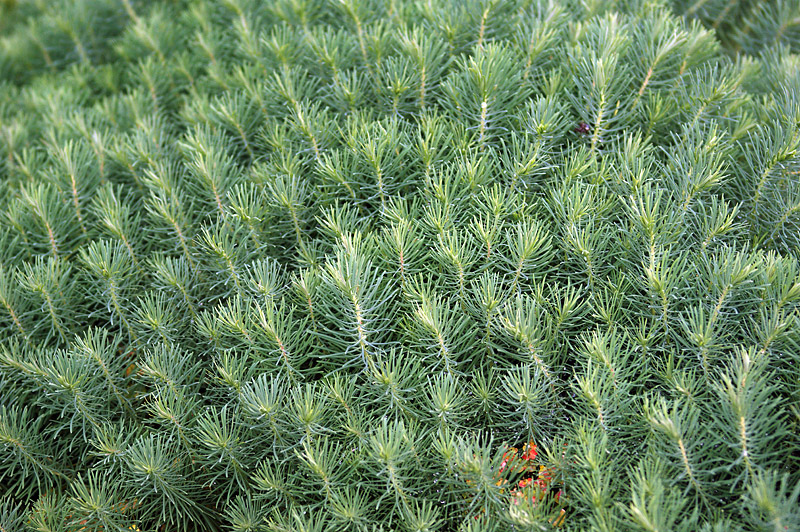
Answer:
[1,0,799,530]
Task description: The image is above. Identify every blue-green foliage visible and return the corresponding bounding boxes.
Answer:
[0,0,799,531]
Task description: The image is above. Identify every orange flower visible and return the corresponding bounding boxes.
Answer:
[510,489,537,506]
[522,441,537,461]
[499,447,518,474]
[535,465,552,488]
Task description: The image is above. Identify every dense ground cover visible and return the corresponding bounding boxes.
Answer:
[1,0,799,530]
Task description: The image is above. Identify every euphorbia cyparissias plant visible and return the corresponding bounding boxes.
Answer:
[0,0,799,531]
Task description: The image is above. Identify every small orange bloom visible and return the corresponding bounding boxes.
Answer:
[522,441,537,461]
[500,447,519,474]
[535,465,553,488]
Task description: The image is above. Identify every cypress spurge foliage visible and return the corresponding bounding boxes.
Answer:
[1,0,799,531]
